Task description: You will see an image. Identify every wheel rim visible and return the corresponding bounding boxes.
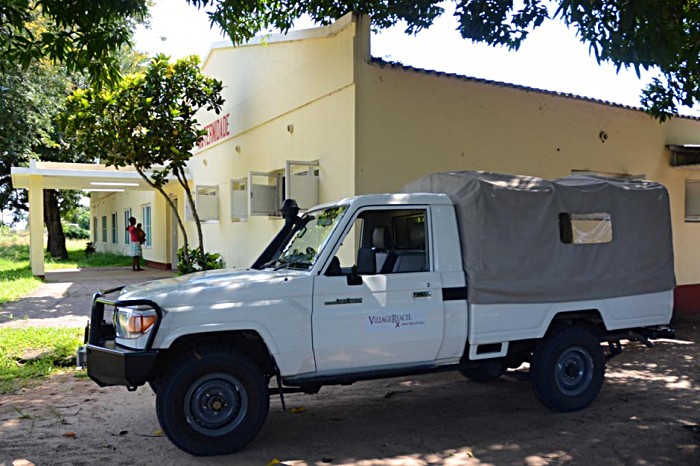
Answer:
[555,346,594,396]
[184,372,249,436]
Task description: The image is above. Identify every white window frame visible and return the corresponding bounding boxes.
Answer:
[284,160,319,210]
[230,178,248,221]
[248,171,280,217]
[685,180,700,222]
[245,160,320,218]
[123,209,131,243]
[184,186,220,222]
[111,212,118,244]
[101,215,107,243]
[142,204,152,248]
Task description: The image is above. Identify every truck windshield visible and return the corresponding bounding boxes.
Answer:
[273,205,348,270]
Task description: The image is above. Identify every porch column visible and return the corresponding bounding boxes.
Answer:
[28,174,45,278]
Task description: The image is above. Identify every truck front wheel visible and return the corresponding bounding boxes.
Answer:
[155,347,269,456]
[530,326,605,412]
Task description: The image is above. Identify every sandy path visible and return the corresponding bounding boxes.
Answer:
[1,317,699,465]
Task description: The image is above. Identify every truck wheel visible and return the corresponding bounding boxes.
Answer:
[155,347,269,456]
[531,326,605,412]
[148,380,159,394]
[459,361,505,382]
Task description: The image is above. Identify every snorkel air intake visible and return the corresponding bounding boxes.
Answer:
[251,199,302,269]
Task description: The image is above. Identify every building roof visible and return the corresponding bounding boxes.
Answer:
[201,12,696,121]
[370,57,700,121]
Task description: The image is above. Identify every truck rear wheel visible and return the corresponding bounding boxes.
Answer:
[155,347,269,456]
[530,326,605,412]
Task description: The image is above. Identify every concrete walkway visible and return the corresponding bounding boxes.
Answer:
[0,267,176,328]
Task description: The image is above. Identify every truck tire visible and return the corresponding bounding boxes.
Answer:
[530,326,605,412]
[148,380,159,394]
[155,347,269,456]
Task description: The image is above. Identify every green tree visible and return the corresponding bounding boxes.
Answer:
[1,2,150,258]
[0,61,82,258]
[60,54,225,269]
[0,0,148,86]
[187,0,700,120]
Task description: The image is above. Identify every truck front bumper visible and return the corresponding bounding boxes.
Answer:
[84,287,162,389]
[86,341,159,388]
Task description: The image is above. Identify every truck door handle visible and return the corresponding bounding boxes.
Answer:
[412,291,431,298]
[324,297,363,306]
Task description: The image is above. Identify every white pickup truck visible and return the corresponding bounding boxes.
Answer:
[83,171,676,456]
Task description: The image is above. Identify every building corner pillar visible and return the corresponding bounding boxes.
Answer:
[28,174,45,278]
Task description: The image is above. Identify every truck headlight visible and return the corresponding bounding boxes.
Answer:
[115,306,158,339]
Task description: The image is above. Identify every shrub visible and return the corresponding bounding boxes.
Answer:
[177,247,224,275]
[63,224,90,239]
[85,241,96,255]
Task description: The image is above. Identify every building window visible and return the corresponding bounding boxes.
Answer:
[142,205,152,247]
[101,215,107,243]
[685,180,700,222]
[111,212,118,244]
[123,208,132,243]
[559,212,612,244]
[93,216,97,243]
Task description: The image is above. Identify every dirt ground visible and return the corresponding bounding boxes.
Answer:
[1,316,699,466]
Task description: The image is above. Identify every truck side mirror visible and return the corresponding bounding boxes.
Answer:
[347,265,363,286]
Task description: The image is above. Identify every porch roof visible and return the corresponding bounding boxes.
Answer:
[10,160,181,278]
[11,160,153,191]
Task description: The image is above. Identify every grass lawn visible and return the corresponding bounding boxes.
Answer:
[0,231,130,393]
[0,230,131,306]
[0,326,84,394]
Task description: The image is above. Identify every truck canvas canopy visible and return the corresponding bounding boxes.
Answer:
[402,171,675,305]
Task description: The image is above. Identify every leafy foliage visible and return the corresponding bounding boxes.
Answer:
[0,0,148,86]
[177,246,224,275]
[62,224,89,240]
[60,55,226,269]
[188,0,700,119]
[84,241,96,255]
[0,61,68,220]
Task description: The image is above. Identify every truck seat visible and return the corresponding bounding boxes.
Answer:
[392,252,427,272]
[372,227,397,273]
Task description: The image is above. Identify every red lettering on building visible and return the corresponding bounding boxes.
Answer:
[198,113,231,149]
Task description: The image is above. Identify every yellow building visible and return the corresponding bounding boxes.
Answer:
[11,13,700,312]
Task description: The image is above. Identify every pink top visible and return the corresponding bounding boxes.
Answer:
[128,225,139,243]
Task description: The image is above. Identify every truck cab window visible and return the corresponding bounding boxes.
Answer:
[328,209,429,275]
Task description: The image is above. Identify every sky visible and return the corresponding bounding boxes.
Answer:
[133,1,668,113]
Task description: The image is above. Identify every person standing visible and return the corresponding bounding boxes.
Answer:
[126,216,143,271]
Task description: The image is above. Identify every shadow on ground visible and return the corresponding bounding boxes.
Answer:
[0,267,175,327]
[0,317,698,465]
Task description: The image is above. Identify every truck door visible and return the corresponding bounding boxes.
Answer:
[312,207,445,372]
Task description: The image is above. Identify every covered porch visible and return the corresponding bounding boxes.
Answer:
[10,160,159,278]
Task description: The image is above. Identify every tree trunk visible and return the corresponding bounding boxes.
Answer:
[44,189,68,259]
[176,167,206,264]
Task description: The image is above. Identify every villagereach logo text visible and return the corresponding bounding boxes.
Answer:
[367,313,425,328]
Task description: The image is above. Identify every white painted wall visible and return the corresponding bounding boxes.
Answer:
[88,13,700,288]
[90,190,171,266]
